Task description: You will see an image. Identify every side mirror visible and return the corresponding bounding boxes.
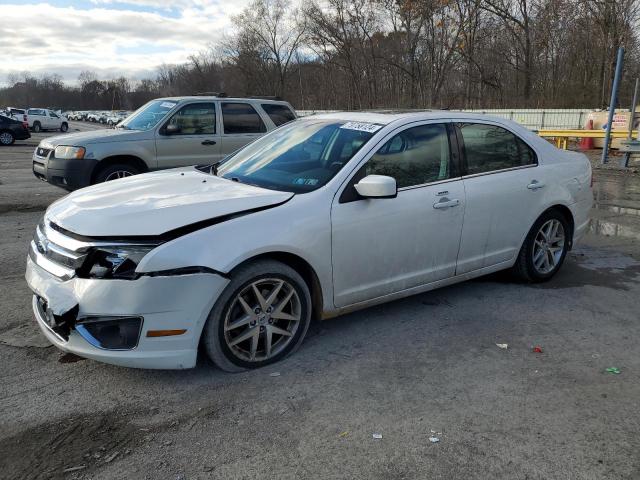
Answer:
[354,175,397,199]
[165,123,181,135]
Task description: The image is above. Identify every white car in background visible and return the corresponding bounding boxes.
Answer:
[27,108,69,133]
[25,111,592,371]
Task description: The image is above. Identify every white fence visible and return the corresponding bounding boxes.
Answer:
[298,108,602,130]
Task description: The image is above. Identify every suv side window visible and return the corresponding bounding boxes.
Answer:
[165,103,216,135]
[366,123,452,189]
[28,109,43,116]
[221,102,266,134]
[261,103,295,126]
[50,112,59,118]
[458,123,536,175]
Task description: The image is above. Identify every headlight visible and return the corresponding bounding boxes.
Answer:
[84,246,156,280]
[54,145,86,159]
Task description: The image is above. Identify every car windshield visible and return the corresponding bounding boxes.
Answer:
[118,99,177,131]
[216,119,379,193]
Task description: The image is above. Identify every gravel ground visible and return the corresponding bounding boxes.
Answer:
[1,131,639,479]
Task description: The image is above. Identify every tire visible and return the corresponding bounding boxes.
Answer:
[512,209,571,282]
[0,131,15,146]
[93,163,140,183]
[60,122,68,132]
[202,260,312,372]
[32,122,41,133]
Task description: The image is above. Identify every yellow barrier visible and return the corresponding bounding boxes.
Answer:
[537,129,638,149]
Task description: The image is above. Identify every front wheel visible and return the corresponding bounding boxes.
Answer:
[202,260,312,372]
[93,163,139,183]
[0,131,15,146]
[512,210,570,282]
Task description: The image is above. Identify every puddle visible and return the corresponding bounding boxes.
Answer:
[534,248,640,290]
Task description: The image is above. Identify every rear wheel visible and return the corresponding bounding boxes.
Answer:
[94,163,139,183]
[512,209,570,282]
[0,131,15,146]
[32,122,41,133]
[202,260,312,372]
[60,122,68,132]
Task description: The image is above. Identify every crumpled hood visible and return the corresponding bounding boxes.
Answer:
[42,128,145,148]
[46,168,293,237]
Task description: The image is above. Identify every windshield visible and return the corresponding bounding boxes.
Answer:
[118,99,177,131]
[216,120,380,193]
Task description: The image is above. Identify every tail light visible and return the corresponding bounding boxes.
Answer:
[23,121,28,130]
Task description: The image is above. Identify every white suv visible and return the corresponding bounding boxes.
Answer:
[27,108,69,133]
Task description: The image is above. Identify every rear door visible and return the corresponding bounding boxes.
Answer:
[219,102,268,156]
[331,122,465,307]
[155,102,221,168]
[455,121,545,274]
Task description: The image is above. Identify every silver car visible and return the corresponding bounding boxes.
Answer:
[32,96,296,190]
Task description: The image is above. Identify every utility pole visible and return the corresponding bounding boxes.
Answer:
[602,47,624,164]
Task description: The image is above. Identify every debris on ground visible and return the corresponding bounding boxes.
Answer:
[104,451,119,463]
[532,346,543,353]
[429,436,440,443]
[63,465,86,473]
[338,431,349,438]
[372,433,383,439]
[496,343,508,350]
[269,372,281,377]
[606,367,621,374]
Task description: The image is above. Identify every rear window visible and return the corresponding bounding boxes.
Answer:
[221,102,267,134]
[261,103,296,126]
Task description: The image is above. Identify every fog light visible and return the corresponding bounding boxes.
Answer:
[76,316,143,350]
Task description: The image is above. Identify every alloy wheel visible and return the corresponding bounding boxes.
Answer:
[223,278,301,362]
[532,219,565,274]
[104,170,133,181]
[0,132,13,145]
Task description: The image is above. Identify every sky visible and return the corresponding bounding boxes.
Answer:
[0,0,249,86]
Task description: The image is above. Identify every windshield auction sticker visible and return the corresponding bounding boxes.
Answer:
[340,122,383,133]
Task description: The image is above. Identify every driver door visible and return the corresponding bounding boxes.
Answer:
[331,122,465,307]
[155,102,221,168]
[48,111,60,129]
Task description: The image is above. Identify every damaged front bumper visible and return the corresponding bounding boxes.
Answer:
[25,255,229,369]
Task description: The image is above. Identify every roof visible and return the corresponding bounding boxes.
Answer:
[307,110,532,128]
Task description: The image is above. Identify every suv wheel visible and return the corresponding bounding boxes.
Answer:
[60,123,68,132]
[32,122,41,133]
[0,131,15,146]
[202,260,312,372]
[94,163,140,183]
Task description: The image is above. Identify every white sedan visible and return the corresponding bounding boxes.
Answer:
[25,111,592,371]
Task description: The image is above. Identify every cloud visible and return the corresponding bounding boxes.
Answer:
[0,1,249,85]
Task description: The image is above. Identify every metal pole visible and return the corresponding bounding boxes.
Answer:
[602,47,625,164]
[622,77,639,167]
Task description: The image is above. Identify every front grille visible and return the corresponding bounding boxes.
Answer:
[30,220,89,279]
[36,147,52,158]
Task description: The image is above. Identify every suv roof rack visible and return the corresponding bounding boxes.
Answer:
[246,96,282,101]
[194,92,228,97]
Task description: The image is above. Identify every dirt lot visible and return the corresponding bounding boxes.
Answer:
[1,128,639,479]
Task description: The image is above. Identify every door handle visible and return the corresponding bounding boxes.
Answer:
[527,180,545,190]
[433,198,460,209]
[201,140,217,145]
